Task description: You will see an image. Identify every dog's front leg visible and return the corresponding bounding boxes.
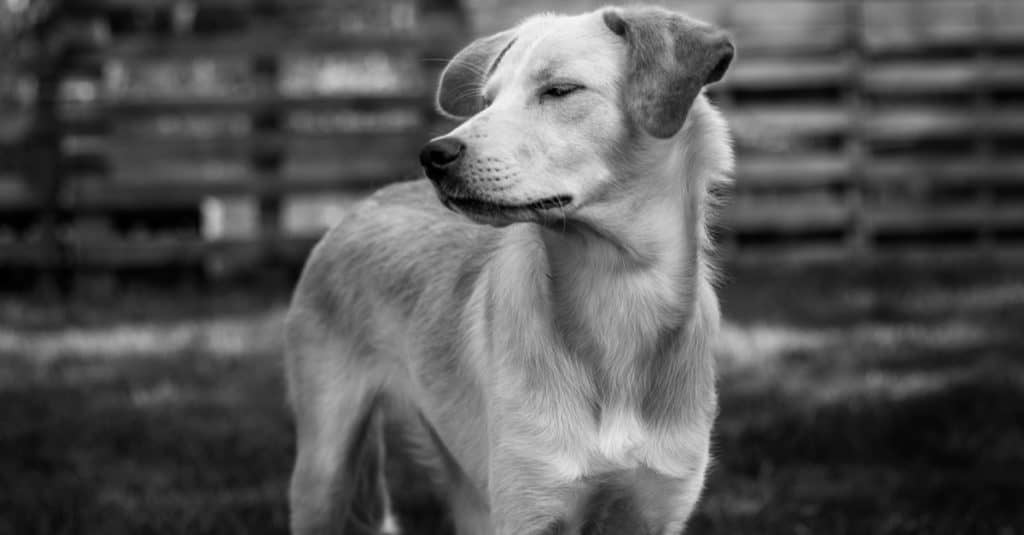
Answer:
[482,365,595,534]
[488,448,580,535]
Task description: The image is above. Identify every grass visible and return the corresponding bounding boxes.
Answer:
[1,263,1022,534]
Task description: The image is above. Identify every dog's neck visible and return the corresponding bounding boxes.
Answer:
[534,99,727,414]
[539,138,696,351]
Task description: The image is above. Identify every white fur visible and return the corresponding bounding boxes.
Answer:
[285,7,734,535]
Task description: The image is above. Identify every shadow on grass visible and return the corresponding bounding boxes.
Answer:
[697,263,1024,534]
[0,344,293,534]
[0,264,1022,534]
[696,373,1024,534]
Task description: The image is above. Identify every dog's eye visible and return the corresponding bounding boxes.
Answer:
[541,84,582,99]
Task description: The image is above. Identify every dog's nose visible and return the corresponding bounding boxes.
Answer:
[419,137,465,172]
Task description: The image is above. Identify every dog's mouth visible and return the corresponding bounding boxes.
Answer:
[443,194,574,214]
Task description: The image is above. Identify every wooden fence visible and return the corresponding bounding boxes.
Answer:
[0,0,467,286]
[2,0,1024,289]
[705,0,1024,262]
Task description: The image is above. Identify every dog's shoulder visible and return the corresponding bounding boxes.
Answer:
[332,178,494,254]
[291,178,499,329]
[364,178,447,213]
[315,178,478,249]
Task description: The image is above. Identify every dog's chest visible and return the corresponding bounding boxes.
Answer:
[548,405,708,481]
[593,406,649,466]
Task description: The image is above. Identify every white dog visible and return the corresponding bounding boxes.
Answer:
[284,5,735,534]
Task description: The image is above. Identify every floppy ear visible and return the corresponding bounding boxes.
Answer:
[436,29,516,119]
[603,7,734,138]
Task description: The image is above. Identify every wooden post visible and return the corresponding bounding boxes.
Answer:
[843,0,868,259]
[712,0,736,111]
[712,0,739,258]
[975,0,995,255]
[26,9,70,298]
[251,50,285,278]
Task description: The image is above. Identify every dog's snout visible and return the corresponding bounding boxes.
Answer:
[420,138,465,173]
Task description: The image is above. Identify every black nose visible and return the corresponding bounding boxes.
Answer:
[419,137,465,172]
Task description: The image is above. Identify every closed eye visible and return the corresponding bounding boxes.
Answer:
[541,83,583,99]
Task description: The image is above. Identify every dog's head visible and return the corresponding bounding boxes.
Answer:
[420,6,733,226]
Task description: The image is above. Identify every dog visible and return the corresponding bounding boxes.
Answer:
[284,5,734,534]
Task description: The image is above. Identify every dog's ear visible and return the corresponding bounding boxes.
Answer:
[436,29,516,119]
[603,7,734,138]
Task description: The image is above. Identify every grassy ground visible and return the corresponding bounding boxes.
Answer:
[1,264,1022,534]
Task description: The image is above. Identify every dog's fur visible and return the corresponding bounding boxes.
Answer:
[285,6,735,534]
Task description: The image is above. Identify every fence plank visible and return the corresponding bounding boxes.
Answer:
[724,1,848,54]
[104,94,426,115]
[866,109,975,140]
[284,133,425,164]
[865,59,1024,93]
[731,245,1024,265]
[728,106,850,138]
[0,178,36,210]
[105,161,250,183]
[989,109,1024,135]
[724,57,852,90]
[989,60,1024,87]
[867,205,1024,230]
[106,137,250,161]
[67,235,319,268]
[865,61,978,93]
[727,32,846,56]
[92,158,411,190]
[0,110,31,143]
[724,199,852,231]
[864,0,983,52]
[866,108,1024,140]
[866,158,1024,185]
[993,0,1024,40]
[0,242,56,267]
[82,0,257,7]
[737,156,850,187]
[105,31,433,59]
[281,160,421,183]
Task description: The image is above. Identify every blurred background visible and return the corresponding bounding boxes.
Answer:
[1,0,1023,533]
